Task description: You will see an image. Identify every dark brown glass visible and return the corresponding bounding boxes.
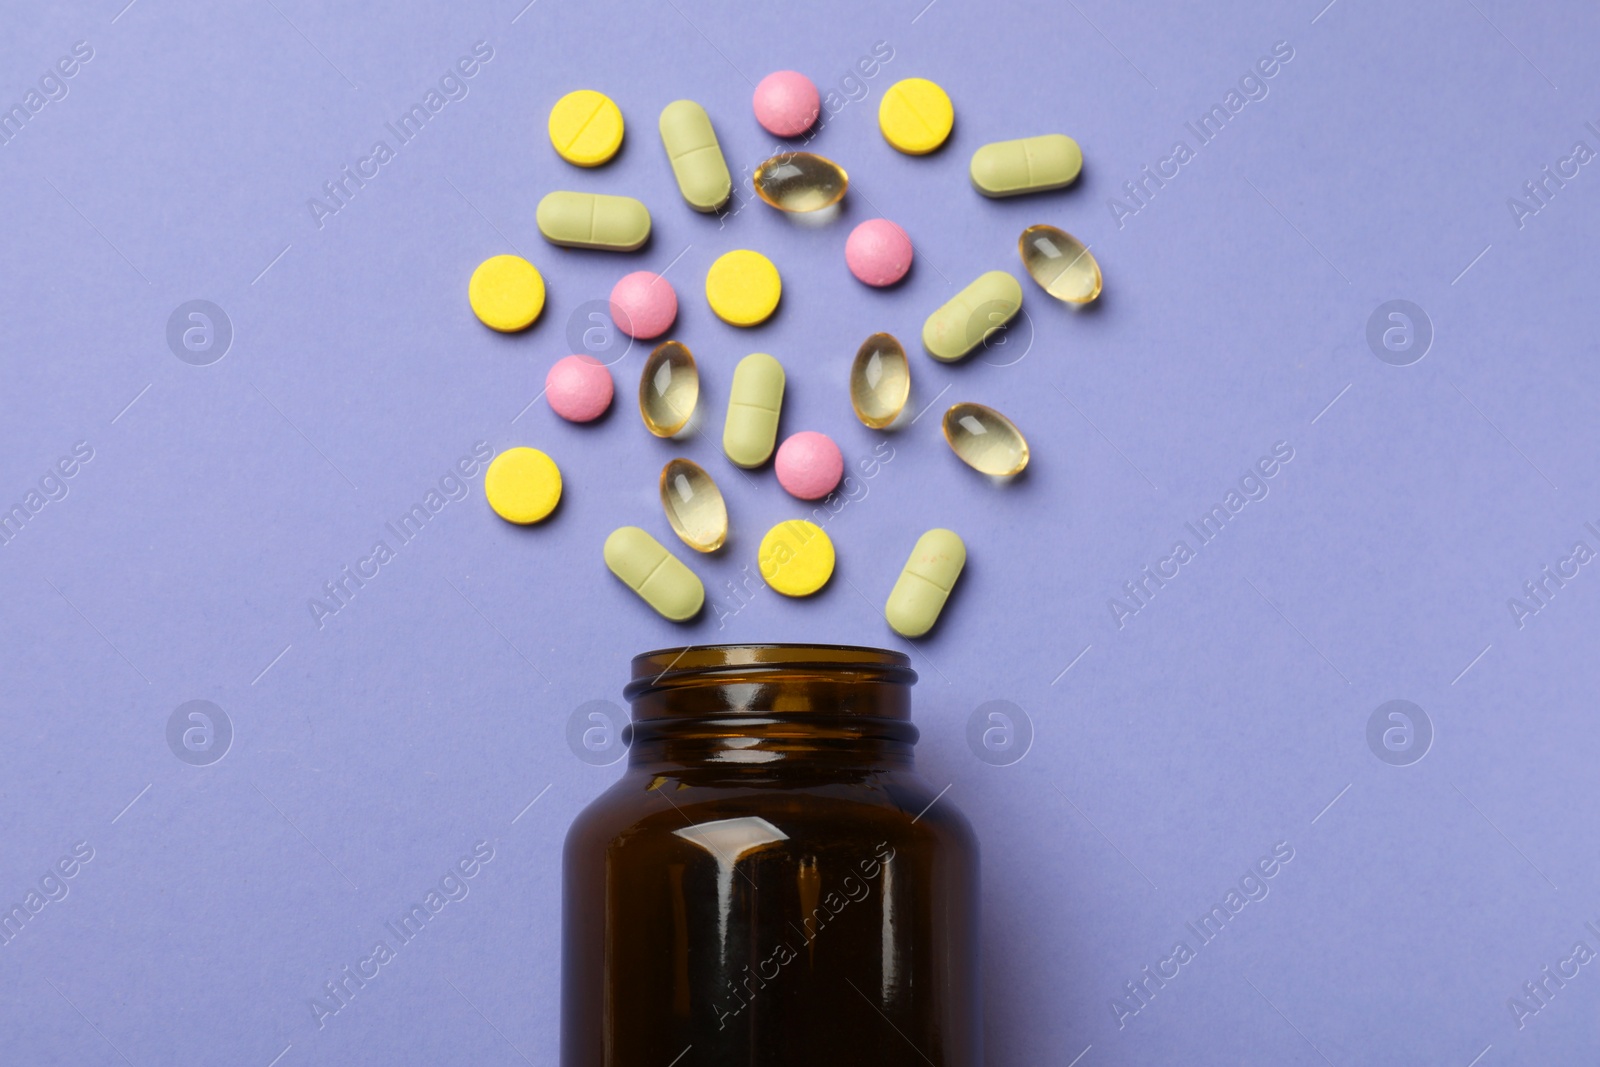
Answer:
[561,644,981,1066]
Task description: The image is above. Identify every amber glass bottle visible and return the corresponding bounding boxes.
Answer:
[561,644,981,1066]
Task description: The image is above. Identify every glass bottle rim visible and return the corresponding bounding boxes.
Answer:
[626,643,916,700]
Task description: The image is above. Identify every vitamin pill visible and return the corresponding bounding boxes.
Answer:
[468,254,545,332]
[942,402,1029,476]
[639,340,699,437]
[705,250,781,326]
[774,431,843,501]
[969,134,1083,197]
[660,458,728,553]
[722,352,785,467]
[548,89,624,167]
[610,271,678,339]
[536,191,651,252]
[1019,224,1102,304]
[922,270,1023,362]
[752,152,848,213]
[758,520,834,597]
[845,219,913,287]
[752,71,820,137]
[484,447,562,523]
[878,78,954,155]
[850,332,910,429]
[545,355,613,423]
[884,529,966,638]
[604,526,704,621]
[658,100,732,212]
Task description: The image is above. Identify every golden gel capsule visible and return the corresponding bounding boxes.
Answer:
[943,402,1029,476]
[922,271,1022,362]
[969,134,1083,197]
[752,152,848,213]
[660,458,728,553]
[659,100,731,212]
[850,333,910,429]
[603,526,704,621]
[885,529,967,638]
[536,191,651,251]
[639,340,699,437]
[723,353,785,468]
[1019,224,1102,304]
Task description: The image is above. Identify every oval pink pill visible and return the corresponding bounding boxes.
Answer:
[753,71,820,137]
[845,219,914,287]
[774,431,844,500]
[545,354,614,423]
[609,271,678,340]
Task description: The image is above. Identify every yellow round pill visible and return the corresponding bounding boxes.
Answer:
[758,520,834,597]
[548,89,624,167]
[469,255,545,332]
[705,250,781,326]
[484,447,562,524]
[878,78,954,155]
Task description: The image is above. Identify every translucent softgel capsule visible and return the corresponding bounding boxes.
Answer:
[942,402,1029,476]
[639,340,699,437]
[1018,224,1102,304]
[752,152,848,213]
[659,458,728,553]
[850,333,910,429]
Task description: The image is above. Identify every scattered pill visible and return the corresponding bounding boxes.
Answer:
[536,191,651,252]
[484,447,562,523]
[469,254,546,332]
[775,431,843,500]
[850,332,910,429]
[604,526,704,621]
[878,78,953,155]
[639,340,699,437]
[752,71,820,137]
[610,271,678,339]
[942,402,1029,476]
[660,458,728,553]
[705,250,781,326]
[659,99,732,212]
[723,352,785,468]
[548,89,624,167]
[759,519,834,597]
[1019,224,1102,304]
[545,355,614,423]
[752,152,848,213]
[845,219,913,287]
[922,270,1023,362]
[884,529,966,638]
[969,134,1083,197]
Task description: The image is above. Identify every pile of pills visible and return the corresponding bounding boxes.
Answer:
[469,74,1102,638]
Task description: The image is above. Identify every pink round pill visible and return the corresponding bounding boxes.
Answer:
[845,219,914,287]
[545,354,614,423]
[774,431,844,500]
[609,271,678,340]
[752,71,820,137]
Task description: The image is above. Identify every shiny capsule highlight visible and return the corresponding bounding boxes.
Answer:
[659,458,728,553]
[850,333,911,429]
[752,152,848,213]
[1019,224,1102,304]
[638,341,699,437]
[942,403,1029,476]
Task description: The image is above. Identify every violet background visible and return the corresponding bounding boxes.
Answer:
[2,0,1598,1063]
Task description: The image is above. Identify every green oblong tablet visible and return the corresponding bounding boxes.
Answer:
[969,134,1083,197]
[922,271,1022,362]
[603,526,704,621]
[722,353,785,468]
[885,529,966,638]
[536,191,651,251]
[659,100,731,212]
